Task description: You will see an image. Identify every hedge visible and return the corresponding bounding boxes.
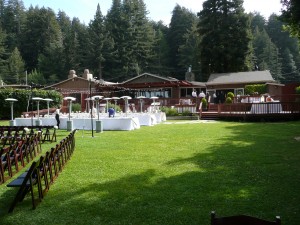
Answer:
[244,84,267,95]
[0,88,63,119]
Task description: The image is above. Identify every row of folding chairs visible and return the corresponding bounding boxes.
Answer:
[7,129,76,213]
[0,132,42,184]
[0,126,56,147]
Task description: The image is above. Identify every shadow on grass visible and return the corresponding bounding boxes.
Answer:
[0,122,299,225]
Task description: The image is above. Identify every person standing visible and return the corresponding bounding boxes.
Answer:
[54,106,60,128]
[192,89,197,98]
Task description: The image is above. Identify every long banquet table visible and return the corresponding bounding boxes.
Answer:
[250,102,282,114]
[15,117,140,131]
[14,112,166,131]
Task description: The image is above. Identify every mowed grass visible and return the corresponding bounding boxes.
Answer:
[0,120,299,225]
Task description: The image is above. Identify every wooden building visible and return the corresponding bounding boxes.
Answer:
[43,70,116,112]
[205,71,279,103]
[113,73,206,98]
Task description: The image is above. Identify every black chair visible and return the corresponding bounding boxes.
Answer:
[211,211,281,225]
[7,160,42,212]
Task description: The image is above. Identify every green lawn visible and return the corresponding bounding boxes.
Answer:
[0,120,299,225]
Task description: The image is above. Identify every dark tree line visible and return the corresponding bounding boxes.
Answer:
[0,0,299,85]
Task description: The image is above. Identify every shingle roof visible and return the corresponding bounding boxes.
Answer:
[122,73,178,84]
[206,71,275,85]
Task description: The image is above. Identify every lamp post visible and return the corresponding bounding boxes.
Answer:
[103,97,112,113]
[120,96,132,117]
[64,96,76,131]
[43,98,53,116]
[88,78,99,137]
[150,96,159,113]
[5,98,18,126]
[137,96,146,113]
[112,97,120,112]
[32,97,43,125]
[92,95,103,133]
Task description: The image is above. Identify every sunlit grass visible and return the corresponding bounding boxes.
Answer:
[0,120,300,224]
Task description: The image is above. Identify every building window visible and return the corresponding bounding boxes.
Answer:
[135,88,171,98]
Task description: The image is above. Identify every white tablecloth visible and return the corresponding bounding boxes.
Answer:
[250,103,282,114]
[130,113,157,126]
[15,117,140,131]
[154,112,166,123]
[175,105,196,113]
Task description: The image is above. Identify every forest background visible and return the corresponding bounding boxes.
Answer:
[0,0,299,86]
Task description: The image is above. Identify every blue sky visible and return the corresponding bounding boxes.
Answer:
[22,0,282,25]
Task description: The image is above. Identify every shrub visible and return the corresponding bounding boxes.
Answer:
[108,103,122,112]
[245,84,267,95]
[167,108,178,116]
[225,97,233,104]
[227,92,234,99]
[182,110,191,116]
[161,107,178,116]
[0,88,63,119]
[201,98,208,109]
[72,103,81,112]
[296,86,300,94]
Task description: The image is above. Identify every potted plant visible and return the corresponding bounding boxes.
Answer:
[201,98,208,110]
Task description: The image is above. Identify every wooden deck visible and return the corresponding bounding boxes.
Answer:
[200,102,300,121]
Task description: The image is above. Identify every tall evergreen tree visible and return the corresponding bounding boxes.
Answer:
[253,28,282,81]
[149,21,171,75]
[106,0,155,80]
[88,4,113,80]
[121,0,155,78]
[249,12,267,33]
[0,27,8,81]
[105,0,123,79]
[70,18,90,75]
[168,4,197,79]
[280,0,300,38]
[56,10,75,75]
[197,0,252,81]
[178,20,202,78]
[281,48,300,83]
[20,6,62,73]
[2,0,26,51]
[8,46,24,83]
[267,14,300,79]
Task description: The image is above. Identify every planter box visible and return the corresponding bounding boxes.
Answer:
[166,115,199,120]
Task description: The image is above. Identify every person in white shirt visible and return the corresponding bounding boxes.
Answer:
[192,90,197,98]
[199,91,206,98]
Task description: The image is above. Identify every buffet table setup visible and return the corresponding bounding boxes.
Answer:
[14,112,166,131]
[250,101,283,114]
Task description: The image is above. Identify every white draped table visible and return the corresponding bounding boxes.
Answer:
[14,112,166,131]
[250,102,282,114]
[15,117,140,131]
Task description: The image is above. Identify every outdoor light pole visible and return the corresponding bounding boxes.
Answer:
[121,96,132,117]
[89,78,94,137]
[32,97,43,126]
[150,96,159,113]
[64,97,76,131]
[92,95,103,133]
[5,98,18,126]
[112,97,120,111]
[137,96,146,113]
[43,98,53,116]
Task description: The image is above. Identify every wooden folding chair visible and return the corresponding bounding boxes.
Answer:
[36,156,49,198]
[0,146,12,183]
[7,144,20,176]
[44,151,54,184]
[14,140,26,168]
[43,126,57,143]
[7,160,42,212]
[211,211,281,225]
